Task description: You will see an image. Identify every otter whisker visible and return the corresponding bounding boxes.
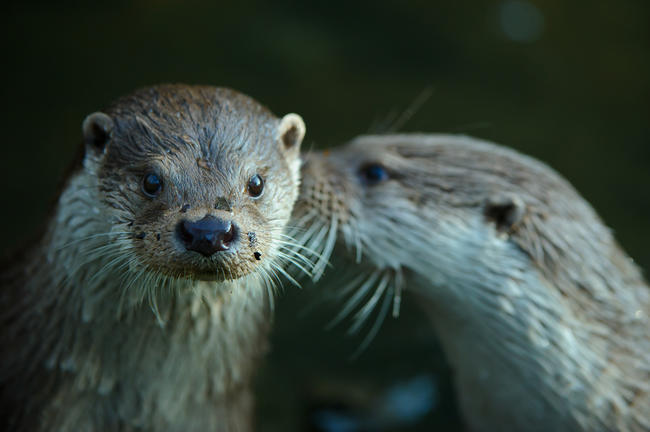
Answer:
[291,228,320,257]
[343,217,364,263]
[253,270,273,311]
[348,270,391,335]
[350,282,393,360]
[288,209,320,236]
[147,271,166,327]
[291,212,324,246]
[77,239,132,259]
[116,258,142,318]
[139,267,156,307]
[313,215,338,281]
[276,240,328,279]
[277,235,328,261]
[265,264,284,291]
[254,265,278,311]
[302,222,333,279]
[333,271,369,300]
[326,271,381,330]
[262,272,277,312]
[120,265,149,309]
[276,246,317,271]
[55,231,132,252]
[280,224,310,236]
[87,251,132,287]
[392,267,404,318]
[275,250,314,278]
[285,222,333,278]
[386,86,434,133]
[60,243,133,288]
[368,108,399,135]
[269,261,301,288]
[276,238,318,260]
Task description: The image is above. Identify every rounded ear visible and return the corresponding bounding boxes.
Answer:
[484,193,526,233]
[277,113,306,153]
[82,112,113,155]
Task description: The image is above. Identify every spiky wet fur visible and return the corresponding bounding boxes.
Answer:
[0,85,307,431]
[292,134,650,432]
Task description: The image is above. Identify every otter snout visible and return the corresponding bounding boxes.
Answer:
[176,215,237,257]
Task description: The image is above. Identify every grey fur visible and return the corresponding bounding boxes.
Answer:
[0,85,306,431]
[292,133,650,432]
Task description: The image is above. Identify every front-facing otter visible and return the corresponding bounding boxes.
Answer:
[0,84,306,431]
[294,134,649,431]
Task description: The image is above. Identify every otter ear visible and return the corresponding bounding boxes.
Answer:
[277,113,306,155]
[484,193,526,233]
[82,112,113,156]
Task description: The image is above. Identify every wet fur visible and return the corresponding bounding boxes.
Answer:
[293,134,650,432]
[0,85,305,431]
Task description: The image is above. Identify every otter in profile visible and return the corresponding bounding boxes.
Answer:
[293,134,649,431]
[0,84,306,431]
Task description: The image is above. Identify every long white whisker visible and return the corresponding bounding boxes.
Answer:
[295,212,325,243]
[288,209,319,235]
[392,267,404,318]
[262,270,276,312]
[334,271,368,300]
[148,271,164,326]
[326,271,380,330]
[55,232,132,252]
[275,252,314,279]
[348,271,391,335]
[270,261,301,288]
[256,265,278,311]
[350,282,393,360]
[313,215,338,281]
[277,234,328,259]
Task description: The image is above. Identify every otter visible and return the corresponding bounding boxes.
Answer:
[0,84,306,431]
[292,134,649,431]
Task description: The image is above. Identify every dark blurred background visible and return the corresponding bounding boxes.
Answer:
[2,0,649,430]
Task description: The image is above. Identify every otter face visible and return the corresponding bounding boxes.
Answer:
[293,136,433,352]
[81,85,305,282]
[296,134,543,277]
[295,136,426,275]
[293,134,546,349]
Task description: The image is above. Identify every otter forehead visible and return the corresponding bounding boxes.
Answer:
[340,134,584,208]
[101,85,284,172]
[349,134,560,179]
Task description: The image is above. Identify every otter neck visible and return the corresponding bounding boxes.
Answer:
[404,216,616,432]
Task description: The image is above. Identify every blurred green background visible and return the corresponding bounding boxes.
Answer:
[2,0,648,430]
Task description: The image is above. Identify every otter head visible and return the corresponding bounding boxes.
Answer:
[80,85,305,282]
[292,134,614,341]
[295,133,618,284]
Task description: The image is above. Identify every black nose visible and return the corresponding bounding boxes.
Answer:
[176,215,237,257]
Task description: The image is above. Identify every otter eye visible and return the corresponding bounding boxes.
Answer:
[247,174,264,198]
[359,163,389,185]
[142,173,163,197]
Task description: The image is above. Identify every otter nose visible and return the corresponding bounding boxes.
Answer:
[176,215,236,257]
